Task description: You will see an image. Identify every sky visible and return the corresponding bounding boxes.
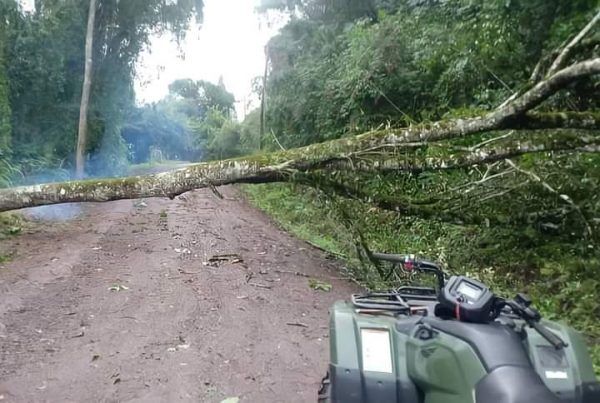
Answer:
[20,0,286,119]
[136,0,286,119]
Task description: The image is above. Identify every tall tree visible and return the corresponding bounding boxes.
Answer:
[0,1,17,186]
[259,46,269,150]
[75,0,97,178]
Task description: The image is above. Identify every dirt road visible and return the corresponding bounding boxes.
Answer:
[0,187,356,402]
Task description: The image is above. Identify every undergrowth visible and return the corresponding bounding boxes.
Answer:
[243,183,600,375]
[0,212,23,263]
[0,213,22,238]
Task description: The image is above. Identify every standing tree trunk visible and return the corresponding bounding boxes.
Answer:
[75,0,97,179]
[259,45,269,151]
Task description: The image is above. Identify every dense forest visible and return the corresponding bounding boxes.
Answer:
[0,0,599,371]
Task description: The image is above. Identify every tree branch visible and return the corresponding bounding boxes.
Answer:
[547,10,600,77]
[305,172,535,227]
[491,58,600,123]
[0,160,286,212]
[381,58,600,147]
[314,130,600,174]
[500,14,600,110]
[517,111,600,130]
[504,159,593,237]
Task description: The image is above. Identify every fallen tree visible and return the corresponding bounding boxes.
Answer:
[1,126,598,212]
[0,12,598,213]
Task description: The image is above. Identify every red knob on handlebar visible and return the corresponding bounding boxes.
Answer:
[404,254,417,271]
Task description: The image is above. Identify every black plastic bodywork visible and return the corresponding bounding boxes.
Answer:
[475,366,561,403]
[329,364,422,402]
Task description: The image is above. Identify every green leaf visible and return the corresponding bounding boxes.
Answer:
[108,284,129,292]
[7,226,21,235]
[309,279,332,292]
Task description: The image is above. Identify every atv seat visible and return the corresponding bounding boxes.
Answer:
[423,318,532,371]
[475,366,560,403]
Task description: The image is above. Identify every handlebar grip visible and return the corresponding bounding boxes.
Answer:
[371,252,408,264]
[371,253,441,270]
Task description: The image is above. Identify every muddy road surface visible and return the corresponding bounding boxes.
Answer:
[0,188,357,402]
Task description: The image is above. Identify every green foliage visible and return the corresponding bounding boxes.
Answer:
[189,107,228,154]
[259,0,378,22]
[0,158,20,188]
[0,1,15,186]
[0,0,204,181]
[240,109,262,152]
[250,6,600,376]
[155,78,254,162]
[190,110,246,161]
[120,76,253,165]
[244,183,354,257]
[122,104,195,163]
[0,212,23,240]
[169,78,235,116]
[0,29,11,156]
[308,278,333,292]
[8,152,69,185]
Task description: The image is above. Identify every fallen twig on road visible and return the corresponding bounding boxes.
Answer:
[286,322,309,328]
[274,269,310,277]
[305,240,347,259]
[209,253,243,263]
[248,282,273,289]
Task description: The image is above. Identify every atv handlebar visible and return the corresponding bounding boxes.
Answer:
[371,253,441,269]
[371,252,445,290]
[371,252,411,264]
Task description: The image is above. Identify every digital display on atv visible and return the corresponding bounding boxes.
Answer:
[456,281,483,302]
[439,276,496,323]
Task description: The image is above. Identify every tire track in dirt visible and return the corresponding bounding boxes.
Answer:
[0,187,357,402]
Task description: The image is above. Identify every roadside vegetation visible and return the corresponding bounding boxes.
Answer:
[0,212,23,263]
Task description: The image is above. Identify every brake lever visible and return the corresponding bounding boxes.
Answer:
[503,299,568,349]
[530,321,568,349]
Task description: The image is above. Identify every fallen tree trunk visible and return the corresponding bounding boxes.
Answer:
[0,129,597,213]
[0,160,286,212]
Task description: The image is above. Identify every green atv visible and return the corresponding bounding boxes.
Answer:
[319,253,599,403]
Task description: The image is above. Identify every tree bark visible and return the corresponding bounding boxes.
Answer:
[516,111,600,130]
[75,0,97,179]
